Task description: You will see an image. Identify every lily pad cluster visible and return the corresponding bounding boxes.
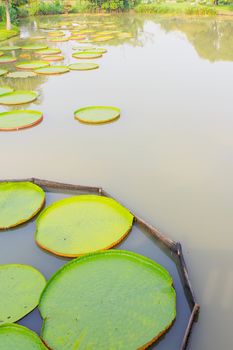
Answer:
[0,180,176,349]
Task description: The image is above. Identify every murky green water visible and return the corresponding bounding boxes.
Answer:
[1,13,233,350]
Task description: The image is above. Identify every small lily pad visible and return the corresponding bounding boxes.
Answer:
[21,44,48,51]
[0,46,21,51]
[35,195,133,257]
[35,66,69,75]
[6,71,37,78]
[74,106,120,124]
[0,181,45,228]
[48,31,65,37]
[0,110,43,131]
[72,51,102,59]
[37,48,61,55]
[0,69,7,76]
[0,264,46,324]
[0,56,17,64]
[0,86,14,96]
[41,55,64,62]
[0,90,38,105]
[0,324,48,350]
[16,61,50,70]
[69,62,99,71]
[39,250,176,350]
[48,37,68,42]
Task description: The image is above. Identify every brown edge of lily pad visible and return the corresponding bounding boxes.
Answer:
[35,225,132,258]
[0,177,200,350]
[0,114,43,132]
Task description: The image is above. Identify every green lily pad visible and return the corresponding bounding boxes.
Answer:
[31,36,46,40]
[69,62,99,71]
[6,71,37,78]
[0,46,21,51]
[0,182,45,228]
[0,86,14,96]
[0,324,48,350]
[21,44,48,51]
[0,90,38,105]
[39,250,176,350]
[93,35,114,42]
[0,56,17,64]
[0,110,43,131]
[0,264,46,324]
[0,51,3,56]
[16,61,50,70]
[35,195,133,257]
[72,45,96,51]
[48,37,68,42]
[72,51,102,59]
[37,48,61,55]
[35,66,69,75]
[41,55,64,62]
[74,106,120,124]
[0,69,7,76]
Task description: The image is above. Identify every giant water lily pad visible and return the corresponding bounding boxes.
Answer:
[0,46,20,51]
[0,86,14,96]
[48,37,68,42]
[69,62,99,71]
[37,48,61,56]
[72,51,102,59]
[74,106,120,124]
[0,90,38,105]
[39,250,176,350]
[0,110,43,131]
[6,71,37,78]
[0,324,48,350]
[48,31,65,37]
[16,61,50,70]
[35,195,133,257]
[21,44,48,51]
[41,55,64,62]
[0,69,7,76]
[0,182,45,228]
[35,66,69,75]
[0,56,17,64]
[0,264,46,324]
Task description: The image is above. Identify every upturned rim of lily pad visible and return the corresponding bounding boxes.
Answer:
[0,90,38,106]
[16,61,50,70]
[68,62,99,71]
[21,44,48,51]
[0,56,17,64]
[34,66,70,75]
[72,51,103,59]
[0,324,48,349]
[0,110,43,131]
[74,105,120,124]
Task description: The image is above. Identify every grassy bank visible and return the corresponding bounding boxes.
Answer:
[135,3,217,16]
[0,23,19,42]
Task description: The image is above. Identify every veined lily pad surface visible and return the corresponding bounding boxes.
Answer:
[35,66,69,75]
[0,264,46,324]
[16,61,50,70]
[21,44,48,51]
[72,51,102,59]
[0,182,45,228]
[0,110,43,131]
[69,62,99,71]
[37,48,61,55]
[0,90,38,105]
[6,71,37,78]
[74,106,120,124]
[0,56,17,64]
[0,86,14,96]
[0,69,7,76]
[39,250,176,350]
[35,195,133,257]
[0,324,48,350]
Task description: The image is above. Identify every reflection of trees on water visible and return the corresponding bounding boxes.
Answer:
[157,17,233,62]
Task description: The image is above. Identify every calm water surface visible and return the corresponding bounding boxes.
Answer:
[0,14,233,350]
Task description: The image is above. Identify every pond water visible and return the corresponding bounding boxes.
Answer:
[0,13,233,350]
